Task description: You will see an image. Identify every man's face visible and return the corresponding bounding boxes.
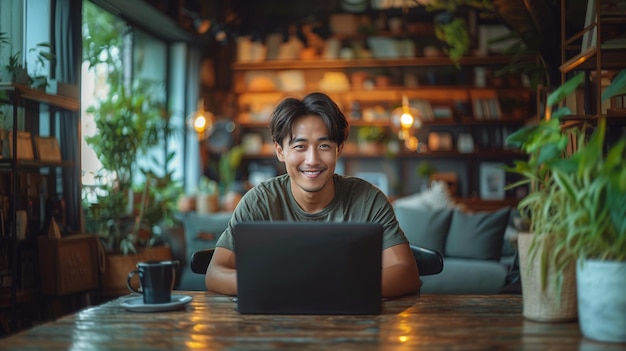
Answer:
[275,115,342,198]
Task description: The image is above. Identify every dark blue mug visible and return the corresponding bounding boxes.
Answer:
[127,260,179,304]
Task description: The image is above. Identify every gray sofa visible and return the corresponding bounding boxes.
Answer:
[174,212,231,291]
[174,206,519,294]
[394,205,518,294]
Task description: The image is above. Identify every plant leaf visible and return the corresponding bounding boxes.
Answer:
[601,69,626,101]
[547,73,584,108]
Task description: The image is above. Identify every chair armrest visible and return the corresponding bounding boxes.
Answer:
[190,248,215,274]
[410,244,444,276]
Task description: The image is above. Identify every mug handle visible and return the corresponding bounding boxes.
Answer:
[127,270,142,294]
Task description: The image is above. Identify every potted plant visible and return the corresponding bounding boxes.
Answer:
[3,42,55,88]
[27,42,55,90]
[551,70,626,342]
[504,72,585,322]
[83,83,179,297]
[506,69,626,328]
[218,145,245,211]
[357,126,387,154]
[416,161,437,191]
[424,0,496,65]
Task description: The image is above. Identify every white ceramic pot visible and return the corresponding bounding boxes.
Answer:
[577,259,626,343]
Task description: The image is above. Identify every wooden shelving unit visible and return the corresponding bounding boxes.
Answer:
[230,50,531,208]
[0,83,80,334]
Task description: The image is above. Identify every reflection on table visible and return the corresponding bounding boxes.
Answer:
[1,292,622,350]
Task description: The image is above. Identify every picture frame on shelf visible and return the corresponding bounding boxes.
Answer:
[581,0,596,53]
[479,162,506,200]
[34,136,62,162]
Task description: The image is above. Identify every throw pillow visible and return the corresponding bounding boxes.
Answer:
[444,207,511,261]
[395,206,452,254]
[393,181,456,210]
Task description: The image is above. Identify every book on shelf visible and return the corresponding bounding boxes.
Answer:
[1,130,34,160]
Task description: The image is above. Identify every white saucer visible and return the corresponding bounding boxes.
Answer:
[121,294,193,312]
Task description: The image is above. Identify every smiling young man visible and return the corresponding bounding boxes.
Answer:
[205,92,421,297]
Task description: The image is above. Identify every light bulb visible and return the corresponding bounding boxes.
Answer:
[194,114,208,134]
[400,111,414,129]
[188,99,214,140]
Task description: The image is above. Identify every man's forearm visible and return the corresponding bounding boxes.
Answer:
[381,264,421,298]
[205,266,238,296]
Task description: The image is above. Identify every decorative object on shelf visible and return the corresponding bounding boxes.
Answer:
[196,176,219,214]
[416,161,437,191]
[391,95,422,151]
[15,210,27,240]
[432,105,453,119]
[2,130,34,159]
[457,133,474,153]
[430,172,458,196]
[33,136,61,162]
[479,162,505,200]
[427,131,453,151]
[357,126,387,154]
[218,145,245,211]
[180,7,211,35]
[319,72,350,92]
[277,70,305,92]
[241,133,263,154]
[341,0,368,12]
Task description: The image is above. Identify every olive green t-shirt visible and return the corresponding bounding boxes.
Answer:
[215,173,408,251]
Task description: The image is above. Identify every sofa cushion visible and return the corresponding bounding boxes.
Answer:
[445,207,511,261]
[420,258,508,294]
[395,207,452,253]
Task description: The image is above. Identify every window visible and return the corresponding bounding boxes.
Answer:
[82,1,193,232]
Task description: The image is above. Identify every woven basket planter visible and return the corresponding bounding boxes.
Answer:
[518,232,577,322]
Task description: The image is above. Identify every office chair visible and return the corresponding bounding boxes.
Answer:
[191,244,443,276]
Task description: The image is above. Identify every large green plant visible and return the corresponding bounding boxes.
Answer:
[84,84,168,254]
[506,69,626,288]
[82,2,183,255]
[551,70,626,262]
[504,72,584,289]
[553,118,626,261]
[84,82,181,254]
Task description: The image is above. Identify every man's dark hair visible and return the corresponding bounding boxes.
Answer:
[269,92,350,147]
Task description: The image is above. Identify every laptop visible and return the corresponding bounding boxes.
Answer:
[233,221,383,315]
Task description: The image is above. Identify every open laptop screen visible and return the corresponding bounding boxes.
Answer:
[233,221,383,315]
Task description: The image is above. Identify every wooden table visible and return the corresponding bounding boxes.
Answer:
[1,292,623,350]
